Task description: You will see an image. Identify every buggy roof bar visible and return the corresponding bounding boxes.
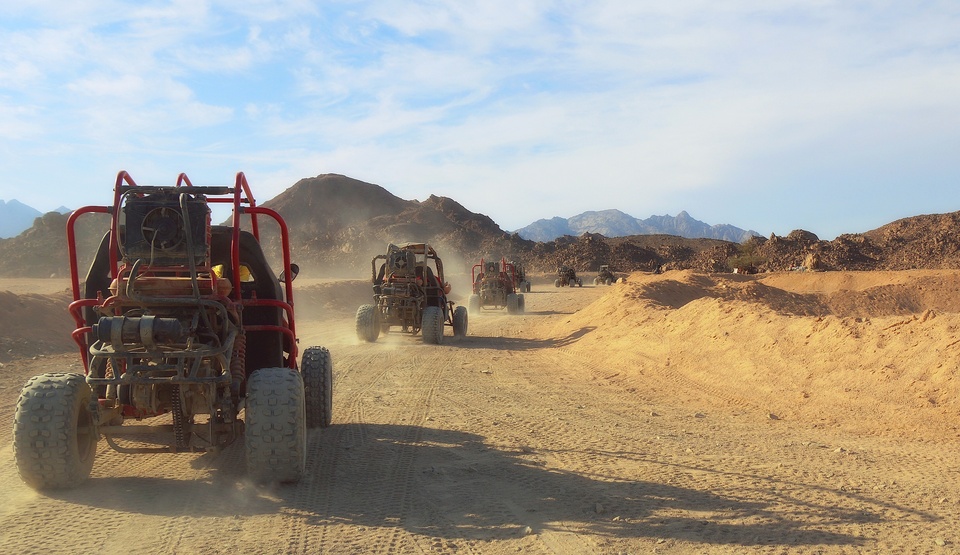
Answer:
[117,185,234,195]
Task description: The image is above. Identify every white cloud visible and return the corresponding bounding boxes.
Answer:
[0,1,958,240]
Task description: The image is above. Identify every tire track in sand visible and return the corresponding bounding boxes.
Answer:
[291,342,450,554]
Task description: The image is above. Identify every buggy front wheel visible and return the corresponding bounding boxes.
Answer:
[300,346,333,428]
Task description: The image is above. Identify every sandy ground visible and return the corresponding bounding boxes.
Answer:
[1,270,959,554]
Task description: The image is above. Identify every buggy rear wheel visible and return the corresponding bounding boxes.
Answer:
[506,293,519,314]
[422,306,444,344]
[13,373,98,490]
[452,305,468,338]
[245,368,307,483]
[355,304,380,342]
[301,346,333,428]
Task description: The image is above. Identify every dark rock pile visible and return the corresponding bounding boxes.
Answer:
[3,173,960,278]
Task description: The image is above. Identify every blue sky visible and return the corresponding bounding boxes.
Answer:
[1,1,958,239]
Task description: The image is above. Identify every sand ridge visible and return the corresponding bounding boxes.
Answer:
[557,269,960,441]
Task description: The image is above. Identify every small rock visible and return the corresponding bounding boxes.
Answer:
[521,526,534,536]
[650,411,659,417]
[934,538,946,547]
[594,503,604,514]
[768,413,780,420]
[694,412,706,418]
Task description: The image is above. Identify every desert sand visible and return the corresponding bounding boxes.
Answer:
[1,270,959,554]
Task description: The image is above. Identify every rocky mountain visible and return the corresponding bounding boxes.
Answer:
[642,211,758,243]
[0,199,43,239]
[569,210,645,238]
[0,210,109,278]
[515,216,573,242]
[253,174,533,276]
[515,209,758,243]
[2,173,960,279]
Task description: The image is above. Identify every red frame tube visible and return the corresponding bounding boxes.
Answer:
[66,171,300,372]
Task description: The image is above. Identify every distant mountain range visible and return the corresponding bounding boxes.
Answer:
[4,173,960,278]
[514,209,759,243]
[0,201,70,238]
[1,194,755,246]
[0,200,43,239]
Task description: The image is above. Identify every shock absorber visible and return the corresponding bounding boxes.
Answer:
[230,331,246,399]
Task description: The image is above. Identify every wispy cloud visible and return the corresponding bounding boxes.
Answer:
[0,1,958,238]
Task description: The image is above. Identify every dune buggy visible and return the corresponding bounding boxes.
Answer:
[594,264,618,285]
[555,265,583,287]
[510,260,531,293]
[356,242,467,344]
[468,257,525,314]
[12,171,332,490]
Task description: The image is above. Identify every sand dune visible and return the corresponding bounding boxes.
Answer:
[557,270,960,441]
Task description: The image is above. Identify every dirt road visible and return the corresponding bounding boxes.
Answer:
[1,273,959,554]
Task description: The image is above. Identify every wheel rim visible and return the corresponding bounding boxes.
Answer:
[76,406,97,463]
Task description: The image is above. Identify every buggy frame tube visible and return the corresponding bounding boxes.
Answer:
[66,170,300,372]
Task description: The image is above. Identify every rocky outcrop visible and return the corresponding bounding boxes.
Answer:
[4,173,960,278]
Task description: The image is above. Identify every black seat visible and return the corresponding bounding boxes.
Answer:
[209,227,284,372]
